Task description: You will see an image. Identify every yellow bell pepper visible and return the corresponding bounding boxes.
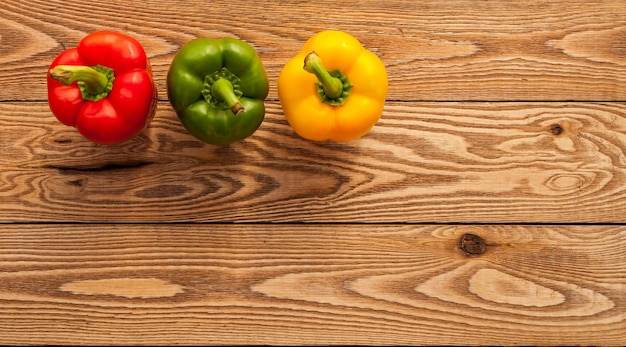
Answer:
[278,30,388,142]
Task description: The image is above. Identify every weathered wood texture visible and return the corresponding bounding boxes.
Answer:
[1,0,625,101]
[0,225,624,346]
[2,101,626,223]
[1,0,626,345]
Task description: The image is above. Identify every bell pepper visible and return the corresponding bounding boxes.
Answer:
[47,31,157,145]
[167,38,269,145]
[278,30,388,142]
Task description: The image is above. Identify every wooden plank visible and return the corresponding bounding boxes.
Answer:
[3,1,625,346]
[0,224,623,345]
[1,0,625,101]
[1,101,626,223]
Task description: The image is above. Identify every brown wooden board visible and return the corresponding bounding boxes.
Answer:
[1,0,625,345]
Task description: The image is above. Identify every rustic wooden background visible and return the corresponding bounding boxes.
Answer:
[1,0,625,345]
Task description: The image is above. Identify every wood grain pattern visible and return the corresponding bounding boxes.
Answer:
[2,0,626,345]
[1,101,626,223]
[1,0,625,101]
[0,224,623,345]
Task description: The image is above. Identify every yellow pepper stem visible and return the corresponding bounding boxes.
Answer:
[303,51,343,99]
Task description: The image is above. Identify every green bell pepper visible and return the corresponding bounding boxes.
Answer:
[167,38,269,145]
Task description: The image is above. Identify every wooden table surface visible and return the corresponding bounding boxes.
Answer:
[2,0,625,345]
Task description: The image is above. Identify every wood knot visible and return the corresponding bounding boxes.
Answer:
[460,233,486,255]
[550,124,564,135]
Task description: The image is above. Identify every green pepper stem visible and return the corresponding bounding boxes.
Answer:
[303,51,343,99]
[49,65,109,95]
[211,78,245,115]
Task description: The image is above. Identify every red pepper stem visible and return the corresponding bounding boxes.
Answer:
[211,78,245,115]
[303,51,343,99]
[49,65,110,95]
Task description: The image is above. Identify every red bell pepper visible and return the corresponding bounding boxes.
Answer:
[47,31,157,145]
